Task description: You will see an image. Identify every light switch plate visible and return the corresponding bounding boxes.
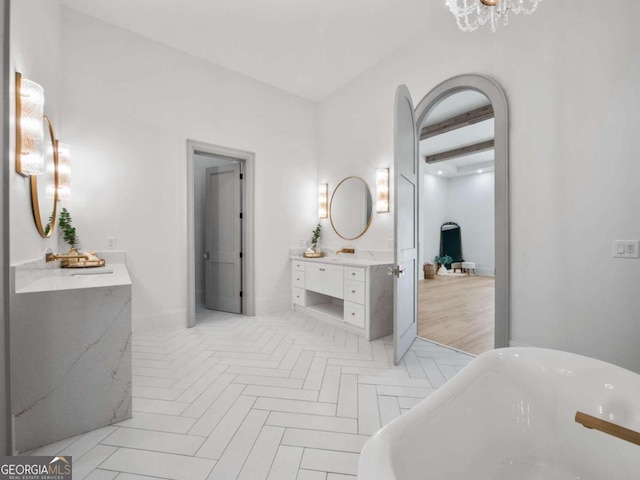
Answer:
[612,240,639,258]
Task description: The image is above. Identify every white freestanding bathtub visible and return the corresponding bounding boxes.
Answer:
[359,348,640,480]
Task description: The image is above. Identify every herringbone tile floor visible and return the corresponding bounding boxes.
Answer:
[30,309,473,480]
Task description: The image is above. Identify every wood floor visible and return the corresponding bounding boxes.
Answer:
[418,274,495,356]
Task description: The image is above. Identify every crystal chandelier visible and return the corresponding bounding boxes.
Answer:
[446,0,542,32]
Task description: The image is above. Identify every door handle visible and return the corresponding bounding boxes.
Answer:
[387,266,405,278]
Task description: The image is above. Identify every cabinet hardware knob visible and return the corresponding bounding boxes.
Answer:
[352,312,355,316]
[296,296,300,298]
[352,273,356,276]
[352,290,356,293]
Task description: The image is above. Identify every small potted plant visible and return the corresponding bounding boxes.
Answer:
[434,254,453,270]
[58,208,79,253]
[311,223,321,252]
[304,223,324,258]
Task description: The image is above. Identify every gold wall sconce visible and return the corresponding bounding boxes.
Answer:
[376,168,389,213]
[32,116,58,237]
[45,141,71,201]
[56,142,71,200]
[16,72,71,236]
[318,183,328,219]
[15,72,45,176]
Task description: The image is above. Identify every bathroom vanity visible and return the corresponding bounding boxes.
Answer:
[291,256,393,340]
[10,252,132,452]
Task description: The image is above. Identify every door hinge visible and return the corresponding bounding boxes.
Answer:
[240,252,243,258]
[240,173,243,180]
[240,291,243,297]
[240,212,243,219]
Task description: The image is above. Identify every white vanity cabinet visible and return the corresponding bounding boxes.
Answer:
[10,256,132,452]
[292,260,306,306]
[291,258,393,340]
[344,266,366,329]
[305,263,344,299]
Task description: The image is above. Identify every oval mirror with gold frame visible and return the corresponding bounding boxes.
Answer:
[31,115,58,238]
[329,176,373,240]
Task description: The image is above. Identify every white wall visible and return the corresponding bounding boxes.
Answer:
[193,154,237,306]
[420,171,447,269]
[10,0,62,264]
[59,9,318,332]
[318,1,640,372]
[421,172,494,276]
[447,173,494,276]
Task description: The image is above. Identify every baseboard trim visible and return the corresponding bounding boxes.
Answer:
[475,268,495,277]
[133,309,187,334]
[256,295,291,316]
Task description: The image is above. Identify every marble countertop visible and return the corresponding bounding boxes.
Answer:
[15,263,132,294]
[290,255,392,267]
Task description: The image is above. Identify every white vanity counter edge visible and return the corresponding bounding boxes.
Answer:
[289,255,392,267]
[13,250,131,294]
[15,263,131,294]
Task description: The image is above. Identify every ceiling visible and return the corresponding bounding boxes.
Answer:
[420,90,495,178]
[61,0,440,101]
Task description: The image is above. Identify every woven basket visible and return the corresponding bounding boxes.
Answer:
[423,263,435,280]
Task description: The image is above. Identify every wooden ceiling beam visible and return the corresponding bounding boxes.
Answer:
[420,105,494,141]
[424,139,495,164]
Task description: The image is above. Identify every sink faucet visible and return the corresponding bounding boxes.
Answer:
[336,248,355,255]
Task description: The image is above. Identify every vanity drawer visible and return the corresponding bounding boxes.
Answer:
[292,260,306,271]
[292,287,306,306]
[344,302,365,329]
[292,269,305,288]
[345,266,365,282]
[344,280,365,305]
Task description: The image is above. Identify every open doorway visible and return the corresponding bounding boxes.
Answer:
[391,75,507,363]
[418,90,495,355]
[186,141,256,327]
[417,76,508,355]
[196,155,242,313]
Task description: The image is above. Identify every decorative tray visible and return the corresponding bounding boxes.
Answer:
[62,259,106,268]
[303,252,324,258]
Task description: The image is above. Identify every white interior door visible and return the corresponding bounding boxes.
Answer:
[205,163,242,313]
[392,85,418,364]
